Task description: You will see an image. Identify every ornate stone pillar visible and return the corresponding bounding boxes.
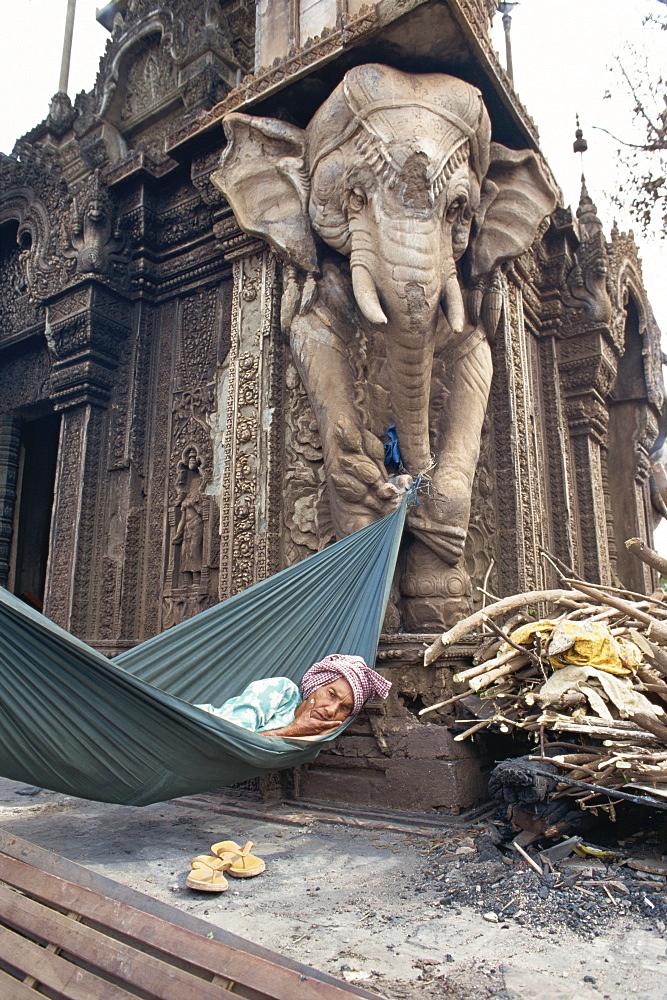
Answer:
[558,328,616,584]
[217,243,283,598]
[42,279,132,632]
[44,404,104,631]
[634,424,658,593]
[563,391,611,584]
[607,403,659,593]
[492,277,547,596]
[0,415,21,588]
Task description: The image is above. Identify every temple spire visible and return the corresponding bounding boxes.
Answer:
[572,117,601,238]
[577,174,603,239]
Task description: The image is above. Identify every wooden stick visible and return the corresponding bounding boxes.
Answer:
[481,557,496,609]
[424,589,582,665]
[639,682,667,698]
[446,719,487,724]
[481,614,533,658]
[561,579,667,645]
[512,840,544,875]
[528,756,597,777]
[452,720,490,741]
[645,639,667,676]
[631,712,667,743]
[577,578,667,605]
[418,690,472,716]
[477,585,501,603]
[630,630,667,676]
[481,614,546,679]
[526,764,667,810]
[539,547,577,579]
[538,718,657,743]
[472,637,503,665]
[469,655,531,691]
[625,537,667,578]
[602,884,618,906]
[454,647,519,683]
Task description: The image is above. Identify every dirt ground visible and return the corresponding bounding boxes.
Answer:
[0,776,665,1000]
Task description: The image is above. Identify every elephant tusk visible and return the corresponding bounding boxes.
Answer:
[351,262,388,325]
[441,264,465,337]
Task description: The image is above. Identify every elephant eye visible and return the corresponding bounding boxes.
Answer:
[348,187,366,212]
[446,196,467,223]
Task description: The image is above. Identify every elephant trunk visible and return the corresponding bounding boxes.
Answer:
[350,219,449,476]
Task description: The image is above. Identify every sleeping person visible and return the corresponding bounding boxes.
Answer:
[196,653,391,738]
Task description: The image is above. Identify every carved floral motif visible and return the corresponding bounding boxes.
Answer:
[121,34,178,121]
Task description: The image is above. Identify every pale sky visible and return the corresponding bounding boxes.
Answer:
[1,0,666,552]
[0,0,664,325]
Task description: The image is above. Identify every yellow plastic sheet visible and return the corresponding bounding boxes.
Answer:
[510,618,642,676]
[547,620,640,675]
[510,619,560,647]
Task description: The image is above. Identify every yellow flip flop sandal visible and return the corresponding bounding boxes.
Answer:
[210,840,266,878]
[185,854,232,891]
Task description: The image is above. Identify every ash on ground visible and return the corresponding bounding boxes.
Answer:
[418,813,667,941]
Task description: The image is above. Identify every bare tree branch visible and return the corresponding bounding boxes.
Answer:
[593,125,667,151]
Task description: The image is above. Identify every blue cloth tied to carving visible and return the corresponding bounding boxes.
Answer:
[0,494,410,806]
[383,425,402,468]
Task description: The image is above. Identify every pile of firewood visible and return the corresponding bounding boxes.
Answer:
[421,538,667,817]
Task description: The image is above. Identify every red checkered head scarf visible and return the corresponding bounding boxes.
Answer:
[300,654,392,715]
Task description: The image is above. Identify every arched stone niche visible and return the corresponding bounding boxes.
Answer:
[0,188,51,339]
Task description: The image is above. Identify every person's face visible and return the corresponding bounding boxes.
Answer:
[296,677,355,724]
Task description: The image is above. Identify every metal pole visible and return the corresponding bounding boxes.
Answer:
[502,11,514,82]
[58,0,77,95]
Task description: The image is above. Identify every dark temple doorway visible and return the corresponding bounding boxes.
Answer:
[11,414,61,609]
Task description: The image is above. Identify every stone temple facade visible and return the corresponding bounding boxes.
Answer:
[0,0,663,813]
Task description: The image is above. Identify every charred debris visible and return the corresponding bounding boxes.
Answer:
[420,538,667,866]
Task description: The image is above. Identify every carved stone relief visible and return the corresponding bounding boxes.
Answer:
[141,300,174,641]
[73,0,249,169]
[0,155,68,309]
[564,392,612,584]
[121,34,178,122]
[282,359,334,566]
[502,280,543,594]
[219,250,282,598]
[162,286,221,627]
[63,171,126,278]
[534,334,576,580]
[45,281,133,410]
[43,404,108,635]
[0,229,36,338]
[464,407,498,611]
[0,417,21,589]
[563,234,612,328]
[215,63,558,629]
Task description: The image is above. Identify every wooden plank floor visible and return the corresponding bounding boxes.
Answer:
[0,830,379,1000]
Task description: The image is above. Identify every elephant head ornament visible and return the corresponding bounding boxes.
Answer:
[213,64,557,628]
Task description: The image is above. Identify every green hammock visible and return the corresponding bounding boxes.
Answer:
[0,496,409,806]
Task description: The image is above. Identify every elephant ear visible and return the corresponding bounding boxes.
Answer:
[470,144,558,280]
[212,113,319,274]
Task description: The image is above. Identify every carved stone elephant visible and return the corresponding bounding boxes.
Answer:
[213,63,557,628]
